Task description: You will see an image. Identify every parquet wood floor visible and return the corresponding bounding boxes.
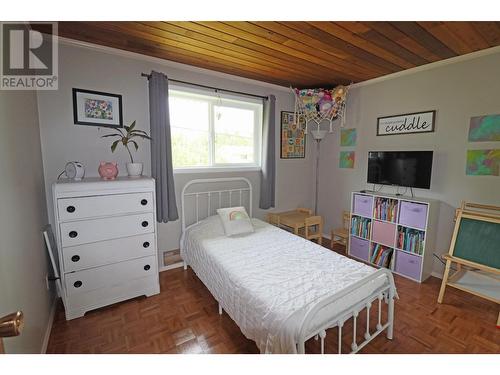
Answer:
[46,244,500,354]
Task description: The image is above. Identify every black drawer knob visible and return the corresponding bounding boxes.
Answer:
[141,221,148,227]
[69,231,78,238]
[141,199,148,206]
[67,205,76,213]
[144,265,151,271]
[74,281,82,288]
[71,255,80,262]
[143,241,150,248]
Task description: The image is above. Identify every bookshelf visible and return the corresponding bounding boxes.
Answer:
[348,191,439,282]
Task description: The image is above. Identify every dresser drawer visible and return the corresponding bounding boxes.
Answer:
[60,212,154,247]
[65,255,157,296]
[62,233,156,272]
[394,251,422,281]
[353,194,373,217]
[65,275,160,317]
[57,192,153,221]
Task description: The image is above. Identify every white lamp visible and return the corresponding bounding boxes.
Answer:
[311,126,331,215]
[310,129,328,141]
[292,86,350,215]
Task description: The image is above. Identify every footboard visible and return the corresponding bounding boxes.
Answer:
[297,268,397,354]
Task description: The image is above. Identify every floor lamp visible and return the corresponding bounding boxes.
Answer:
[310,129,328,215]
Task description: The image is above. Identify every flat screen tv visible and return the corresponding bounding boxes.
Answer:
[367,151,433,189]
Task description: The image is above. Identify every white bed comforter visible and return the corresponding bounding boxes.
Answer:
[181,216,387,354]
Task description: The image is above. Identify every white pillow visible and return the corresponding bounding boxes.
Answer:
[216,206,254,237]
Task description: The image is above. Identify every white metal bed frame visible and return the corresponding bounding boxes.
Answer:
[180,177,397,354]
[181,177,252,233]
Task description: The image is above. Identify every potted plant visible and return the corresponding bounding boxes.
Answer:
[101,121,151,177]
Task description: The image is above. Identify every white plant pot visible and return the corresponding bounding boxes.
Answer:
[126,162,143,177]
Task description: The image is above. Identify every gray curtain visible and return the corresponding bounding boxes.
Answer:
[148,70,178,222]
[259,95,276,209]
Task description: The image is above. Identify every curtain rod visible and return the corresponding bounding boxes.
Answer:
[141,73,268,100]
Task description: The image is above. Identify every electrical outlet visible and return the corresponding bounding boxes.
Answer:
[45,274,50,291]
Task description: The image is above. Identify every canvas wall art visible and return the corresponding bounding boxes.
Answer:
[340,128,357,146]
[468,114,500,142]
[339,151,355,168]
[280,111,306,159]
[465,149,500,176]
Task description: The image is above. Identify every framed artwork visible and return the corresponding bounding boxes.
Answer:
[280,111,306,159]
[468,114,500,142]
[73,88,123,128]
[377,110,435,136]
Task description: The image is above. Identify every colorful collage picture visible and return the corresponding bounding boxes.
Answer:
[466,114,500,177]
[466,149,500,176]
[280,111,306,158]
[468,114,500,142]
[339,128,356,168]
[340,128,357,147]
[339,151,355,168]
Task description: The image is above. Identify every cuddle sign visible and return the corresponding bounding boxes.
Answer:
[377,110,435,136]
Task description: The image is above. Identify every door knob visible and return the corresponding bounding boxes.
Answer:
[0,311,24,338]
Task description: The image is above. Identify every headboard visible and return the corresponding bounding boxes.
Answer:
[181,177,253,232]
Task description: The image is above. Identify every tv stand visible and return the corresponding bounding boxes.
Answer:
[394,185,415,198]
[348,190,438,283]
[362,185,415,198]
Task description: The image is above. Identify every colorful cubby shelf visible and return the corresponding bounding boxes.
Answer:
[348,191,438,282]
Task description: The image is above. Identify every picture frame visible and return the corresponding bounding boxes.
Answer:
[280,111,306,159]
[377,110,435,136]
[72,88,123,128]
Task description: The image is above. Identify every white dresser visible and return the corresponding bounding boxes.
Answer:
[52,177,160,320]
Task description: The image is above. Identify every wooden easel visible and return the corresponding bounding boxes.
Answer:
[437,202,500,327]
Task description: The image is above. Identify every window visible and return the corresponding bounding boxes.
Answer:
[169,88,262,170]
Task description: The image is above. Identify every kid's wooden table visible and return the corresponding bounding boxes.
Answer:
[275,210,312,235]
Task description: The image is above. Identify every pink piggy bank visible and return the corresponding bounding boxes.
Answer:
[98,162,119,180]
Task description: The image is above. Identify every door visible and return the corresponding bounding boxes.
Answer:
[0,311,24,354]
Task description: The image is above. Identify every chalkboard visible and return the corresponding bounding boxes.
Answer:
[453,217,500,269]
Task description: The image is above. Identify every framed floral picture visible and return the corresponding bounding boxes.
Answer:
[280,111,306,159]
[72,88,123,128]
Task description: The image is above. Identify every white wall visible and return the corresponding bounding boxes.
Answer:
[37,40,314,254]
[318,50,500,277]
[0,90,53,353]
[37,38,499,281]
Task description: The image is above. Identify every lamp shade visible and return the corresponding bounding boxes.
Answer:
[310,129,328,140]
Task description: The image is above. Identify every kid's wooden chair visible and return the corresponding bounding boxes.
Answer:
[331,211,350,249]
[304,216,323,245]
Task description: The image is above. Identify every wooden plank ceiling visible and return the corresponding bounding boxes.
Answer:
[35,22,500,87]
